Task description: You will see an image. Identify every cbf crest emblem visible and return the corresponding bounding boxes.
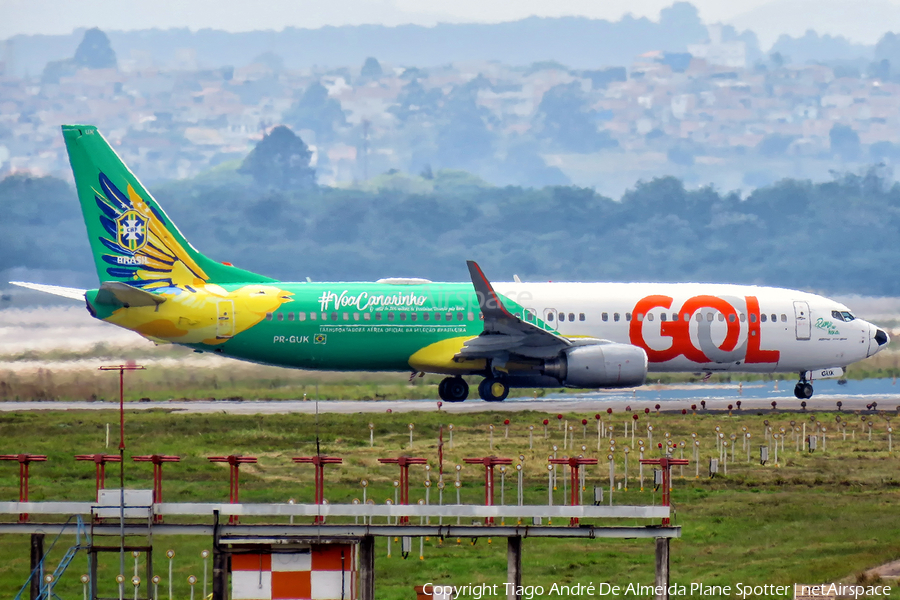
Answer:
[116,210,148,251]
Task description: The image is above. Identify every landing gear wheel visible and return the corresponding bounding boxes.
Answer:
[793,381,813,399]
[478,377,509,402]
[439,376,469,402]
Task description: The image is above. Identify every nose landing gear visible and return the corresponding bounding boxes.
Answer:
[794,374,813,399]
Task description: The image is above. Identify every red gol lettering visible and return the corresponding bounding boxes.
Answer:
[629,295,780,364]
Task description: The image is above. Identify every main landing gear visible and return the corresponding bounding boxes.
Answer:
[478,377,509,402]
[438,377,469,402]
[438,376,510,402]
[794,374,813,399]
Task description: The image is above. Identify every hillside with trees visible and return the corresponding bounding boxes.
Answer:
[3,163,900,296]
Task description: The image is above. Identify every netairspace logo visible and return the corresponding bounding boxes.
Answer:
[431,582,893,599]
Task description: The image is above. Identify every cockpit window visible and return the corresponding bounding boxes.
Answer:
[832,310,856,322]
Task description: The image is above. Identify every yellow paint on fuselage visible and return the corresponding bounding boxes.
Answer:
[104,284,292,345]
[408,336,486,374]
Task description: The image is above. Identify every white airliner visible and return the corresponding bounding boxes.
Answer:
[478,279,890,400]
[8,125,892,403]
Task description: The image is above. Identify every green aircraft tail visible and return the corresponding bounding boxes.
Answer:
[62,124,274,288]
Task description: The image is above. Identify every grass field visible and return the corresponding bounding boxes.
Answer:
[0,408,899,598]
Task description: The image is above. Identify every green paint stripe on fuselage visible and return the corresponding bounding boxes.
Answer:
[184,282,552,371]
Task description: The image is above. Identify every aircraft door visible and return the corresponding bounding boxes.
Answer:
[217,300,235,339]
[793,301,811,341]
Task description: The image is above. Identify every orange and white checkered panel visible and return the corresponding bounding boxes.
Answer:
[233,554,272,600]
[232,545,356,600]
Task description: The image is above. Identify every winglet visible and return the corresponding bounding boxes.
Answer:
[466,260,515,320]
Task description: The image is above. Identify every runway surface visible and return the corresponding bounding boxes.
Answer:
[1,379,898,414]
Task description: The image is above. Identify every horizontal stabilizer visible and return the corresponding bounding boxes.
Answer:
[96,281,165,307]
[9,281,86,301]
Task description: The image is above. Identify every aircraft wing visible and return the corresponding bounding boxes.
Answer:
[9,281,87,301]
[457,261,573,362]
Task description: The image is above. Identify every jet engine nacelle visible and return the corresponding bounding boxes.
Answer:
[543,343,648,388]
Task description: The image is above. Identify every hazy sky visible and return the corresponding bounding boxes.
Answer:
[2,0,899,47]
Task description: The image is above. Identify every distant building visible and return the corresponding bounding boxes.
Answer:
[688,25,746,69]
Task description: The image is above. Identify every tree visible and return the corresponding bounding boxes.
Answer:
[829,124,861,160]
[283,82,346,143]
[238,126,316,190]
[534,83,618,153]
[875,32,900,66]
[73,28,117,69]
[42,27,118,83]
[360,57,383,79]
[757,134,796,158]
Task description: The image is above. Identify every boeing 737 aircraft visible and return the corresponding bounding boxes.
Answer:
[11,126,891,402]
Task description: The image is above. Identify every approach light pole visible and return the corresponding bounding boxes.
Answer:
[99,362,145,588]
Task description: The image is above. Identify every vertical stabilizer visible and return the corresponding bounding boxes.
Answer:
[62,125,273,287]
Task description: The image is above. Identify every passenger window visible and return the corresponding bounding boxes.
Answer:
[626,313,632,321]
[287,312,294,321]
[342,312,349,321]
[363,313,371,321]
[614,313,620,322]
[648,313,654,321]
[468,312,474,321]
[310,312,318,321]
[457,312,464,321]
[266,312,273,321]
[695,314,701,322]
[375,312,382,321]
[683,313,690,321]
[749,314,756,323]
[672,313,678,321]
[760,314,767,323]
[399,313,407,321]
[568,313,575,322]
[423,312,430,321]
[410,313,416,322]
[771,314,776,322]
[547,312,555,321]
[525,309,536,321]
[718,314,725,322]
[446,312,453,321]
[579,313,586,321]
[707,313,714,322]
[601,312,608,322]
[331,312,338,321]
[660,313,667,322]
[388,313,395,321]
[637,313,644,322]
[353,312,360,321]
[277,313,284,321]
[434,312,441,321]
[740,314,746,322]
[299,312,306,321]
[781,314,787,322]
[322,313,328,321]
[728,314,735,323]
